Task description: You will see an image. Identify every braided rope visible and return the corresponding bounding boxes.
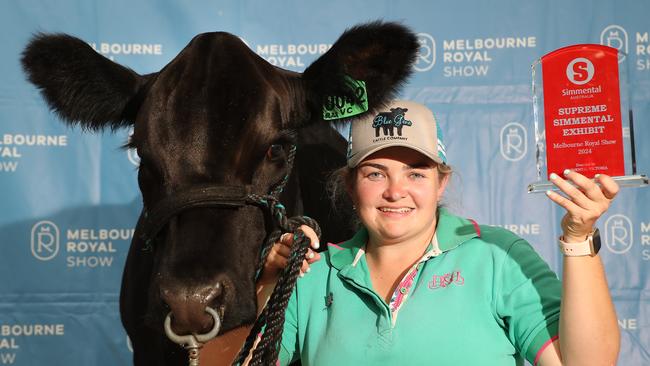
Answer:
[269,145,297,197]
[232,195,320,365]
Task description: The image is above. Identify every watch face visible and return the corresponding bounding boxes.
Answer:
[592,228,601,254]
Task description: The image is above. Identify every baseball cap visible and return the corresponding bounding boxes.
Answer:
[346,100,448,168]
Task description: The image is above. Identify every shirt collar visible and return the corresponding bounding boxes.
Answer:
[328,208,481,270]
[328,228,367,271]
[435,207,481,251]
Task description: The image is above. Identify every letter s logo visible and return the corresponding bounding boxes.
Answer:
[566,58,594,85]
[573,62,589,82]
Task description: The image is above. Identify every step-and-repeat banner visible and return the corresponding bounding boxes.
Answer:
[1,1,648,365]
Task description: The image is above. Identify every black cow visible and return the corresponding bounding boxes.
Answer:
[21,22,418,365]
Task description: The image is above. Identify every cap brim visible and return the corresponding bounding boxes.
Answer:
[347,142,445,168]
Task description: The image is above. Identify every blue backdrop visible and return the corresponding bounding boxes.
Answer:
[1,1,648,365]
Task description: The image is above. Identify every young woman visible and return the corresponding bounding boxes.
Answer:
[208,100,620,365]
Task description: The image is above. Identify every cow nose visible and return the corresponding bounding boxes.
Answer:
[161,282,224,335]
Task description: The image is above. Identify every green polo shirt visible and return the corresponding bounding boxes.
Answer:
[278,209,561,366]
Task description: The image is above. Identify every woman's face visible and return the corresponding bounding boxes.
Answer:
[351,146,449,246]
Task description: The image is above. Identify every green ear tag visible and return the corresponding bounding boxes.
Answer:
[322,76,369,120]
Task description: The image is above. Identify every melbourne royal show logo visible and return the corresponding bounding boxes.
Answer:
[30,220,134,268]
[414,33,436,72]
[604,214,634,254]
[31,221,60,261]
[127,128,140,166]
[500,122,527,162]
[600,25,628,63]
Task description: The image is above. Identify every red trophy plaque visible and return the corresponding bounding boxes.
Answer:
[529,44,647,192]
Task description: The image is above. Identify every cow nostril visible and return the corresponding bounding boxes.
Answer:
[159,279,231,335]
[199,281,223,307]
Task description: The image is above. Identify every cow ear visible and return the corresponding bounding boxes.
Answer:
[299,21,418,127]
[21,33,153,131]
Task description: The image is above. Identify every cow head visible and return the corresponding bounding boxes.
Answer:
[21,22,418,341]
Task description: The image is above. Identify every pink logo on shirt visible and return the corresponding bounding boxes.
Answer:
[428,270,464,289]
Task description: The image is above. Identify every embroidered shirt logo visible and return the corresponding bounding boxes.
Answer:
[428,270,464,289]
[371,107,412,137]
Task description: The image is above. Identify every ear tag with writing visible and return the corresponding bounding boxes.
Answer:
[323,76,368,120]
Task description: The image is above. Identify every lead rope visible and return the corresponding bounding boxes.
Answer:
[233,199,320,366]
[232,144,322,366]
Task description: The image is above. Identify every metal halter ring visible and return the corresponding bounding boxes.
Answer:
[164,307,222,347]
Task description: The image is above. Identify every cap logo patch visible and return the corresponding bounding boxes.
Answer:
[371,107,413,138]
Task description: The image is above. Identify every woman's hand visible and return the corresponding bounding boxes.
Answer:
[546,169,619,242]
[256,225,321,286]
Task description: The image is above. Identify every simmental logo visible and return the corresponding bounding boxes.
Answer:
[566,58,595,85]
[428,270,464,289]
[371,108,412,138]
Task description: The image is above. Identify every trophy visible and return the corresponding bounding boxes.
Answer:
[529,44,648,193]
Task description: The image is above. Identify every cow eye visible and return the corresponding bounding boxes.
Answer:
[267,144,285,161]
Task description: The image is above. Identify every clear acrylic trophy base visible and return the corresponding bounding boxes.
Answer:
[528,174,649,193]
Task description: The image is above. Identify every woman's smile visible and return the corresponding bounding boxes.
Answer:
[377,206,415,216]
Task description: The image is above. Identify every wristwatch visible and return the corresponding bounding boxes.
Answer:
[558,228,601,257]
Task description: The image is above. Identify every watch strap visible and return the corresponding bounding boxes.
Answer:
[558,229,598,257]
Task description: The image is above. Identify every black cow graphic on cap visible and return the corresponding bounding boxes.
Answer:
[371,107,413,137]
